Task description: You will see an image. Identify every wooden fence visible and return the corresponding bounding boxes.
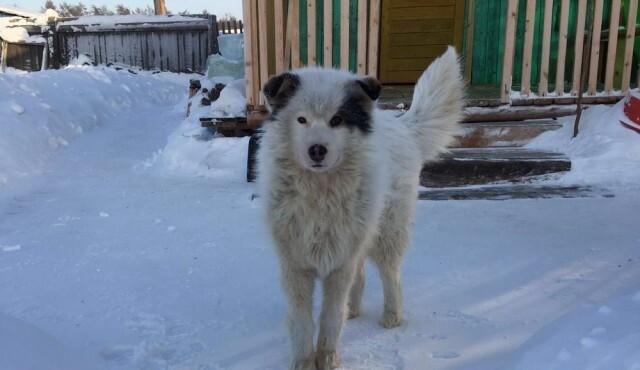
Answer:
[0,41,45,72]
[218,19,244,34]
[53,15,218,73]
[242,0,381,110]
[501,0,639,103]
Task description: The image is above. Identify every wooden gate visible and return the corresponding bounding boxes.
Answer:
[379,0,466,84]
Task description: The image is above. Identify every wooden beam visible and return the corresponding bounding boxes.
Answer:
[588,0,604,95]
[464,0,476,82]
[500,0,519,103]
[291,0,301,68]
[323,0,333,67]
[570,0,587,96]
[367,0,381,77]
[555,0,570,95]
[520,0,536,97]
[356,0,367,74]
[340,0,350,70]
[539,0,553,96]
[308,0,317,66]
[275,0,285,74]
[604,0,621,92]
[250,0,260,106]
[285,0,294,68]
[621,0,638,92]
[153,0,166,15]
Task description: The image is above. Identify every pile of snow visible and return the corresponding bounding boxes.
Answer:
[150,79,248,180]
[527,94,640,188]
[0,26,29,42]
[0,66,185,186]
[205,34,244,80]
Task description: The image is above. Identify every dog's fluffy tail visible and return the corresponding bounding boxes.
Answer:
[401,46,464,163]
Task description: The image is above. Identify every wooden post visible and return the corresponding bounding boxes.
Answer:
[367,0,381,77]
[555,0,570,95]
[604,0,621,92]
[500,0,519,104]
[291,0,301,68]
[323,0,333,67]
[574,0,596,138]
[570,0,587,96]
[250,0,260,105]
[153,0,166,15]
[539,0,553,96]
[520,0,537,97]
[308,0,316,66]
[587,0,604,95]
[356,0,367,75]
[621,0,638,92]
[1,41,7,73]
[464,0,476,82]
[340,0,350,70]
[258,0,269,105]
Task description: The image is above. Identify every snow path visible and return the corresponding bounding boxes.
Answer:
[1,100,640,369]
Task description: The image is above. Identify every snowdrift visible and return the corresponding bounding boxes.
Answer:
[0,66,185,186]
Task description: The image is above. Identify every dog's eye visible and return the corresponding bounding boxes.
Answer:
[329,116,343,127]
[297,117,307,124]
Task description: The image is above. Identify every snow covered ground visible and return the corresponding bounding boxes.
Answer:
[1,67,640,370]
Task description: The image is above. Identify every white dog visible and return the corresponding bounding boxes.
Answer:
[257,47,464,370]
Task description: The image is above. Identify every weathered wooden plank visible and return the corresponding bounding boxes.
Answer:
[356,0,367,74]
[388,45,449,58]
[368,0,381,76]
[388,19,454,33]
[389,32,453,46]
[464,0,475,81]
[384,57,440,70]
[323,0,333,67]
[588,0,604,95]
[291,0,301,68]
[520,0,536,97]
[604,0,621,92]
[388,0,455,7]
[340,0,349,70]
[452,0,466,52]
[307,0,317,65]
[621,0,638,92]
[242,0,256,108]
[258,0,269,105]
[275,0,285,73]
[555,0,570,95]
[501,0,519,103]
[570,0,587,96]
[538,0,553,96]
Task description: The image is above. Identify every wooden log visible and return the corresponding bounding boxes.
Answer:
[588,0,604,95]
[340,0,350,70]
[621,0,638,92]
[356,0,367,74]
[368,0,381,76]
[604,0,621,92]
[539,0,553,96]
[500,0,519,103]
[520,0,536,97]
[570,0,587,96]
[555,0,570,95]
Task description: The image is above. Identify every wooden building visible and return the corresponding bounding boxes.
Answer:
[242,0,640,114]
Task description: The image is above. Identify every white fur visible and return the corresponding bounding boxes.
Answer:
[257,47,464,370]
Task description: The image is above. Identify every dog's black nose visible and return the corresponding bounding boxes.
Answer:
[308,144,327,163]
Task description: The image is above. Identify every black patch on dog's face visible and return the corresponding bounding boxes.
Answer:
[263,72,300,115]
[335,77,382,134]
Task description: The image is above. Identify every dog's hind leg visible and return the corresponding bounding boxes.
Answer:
[282,267,316,370]
[316,264,356,369]
[348,257,366,319]
[371,226,409,329]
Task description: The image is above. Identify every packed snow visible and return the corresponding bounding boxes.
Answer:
[1,66,639,370]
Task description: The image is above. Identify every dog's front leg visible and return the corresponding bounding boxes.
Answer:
[316,263,356,370]
[282,267,316,370]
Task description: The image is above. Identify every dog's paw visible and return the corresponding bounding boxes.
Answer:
[379,310,404,328]
[315,350,340,370]
[291,354,316,370]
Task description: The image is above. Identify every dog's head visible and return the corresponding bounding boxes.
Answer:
[263,68,381,172]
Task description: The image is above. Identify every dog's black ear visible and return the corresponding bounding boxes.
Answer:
[263,72,300,110]
[355,76,382,101]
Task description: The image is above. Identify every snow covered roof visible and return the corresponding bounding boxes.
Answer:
[0,5,40,19]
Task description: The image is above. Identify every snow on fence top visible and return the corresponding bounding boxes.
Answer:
[57,15,210,32]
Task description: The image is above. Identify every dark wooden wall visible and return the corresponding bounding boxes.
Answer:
[2,43,45,71]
